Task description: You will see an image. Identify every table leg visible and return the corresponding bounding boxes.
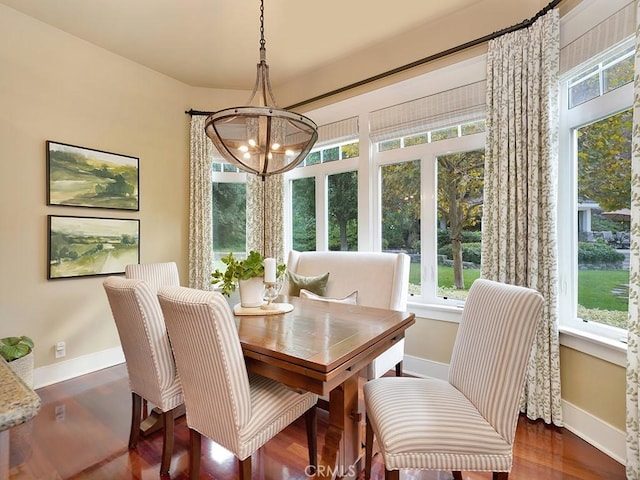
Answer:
[139,404,186,437]
[317,374,362,479]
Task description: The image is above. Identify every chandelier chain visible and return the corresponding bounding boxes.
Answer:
[259,0,265,51]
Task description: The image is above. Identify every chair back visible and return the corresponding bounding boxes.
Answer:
[125,262,179,294]
[103,277,181,409]
[448,278,544,445]
[157,286,252,453]
[286,250,409,311]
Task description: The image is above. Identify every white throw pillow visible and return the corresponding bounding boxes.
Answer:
[299,289,358,305]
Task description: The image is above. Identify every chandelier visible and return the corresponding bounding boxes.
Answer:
[205,0,318,178]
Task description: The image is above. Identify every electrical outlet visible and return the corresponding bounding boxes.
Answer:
[54,404,65,421]
[55,341,66,359]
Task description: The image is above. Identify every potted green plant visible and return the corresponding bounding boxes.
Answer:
[211,251,285,307]
[1,336,35,388]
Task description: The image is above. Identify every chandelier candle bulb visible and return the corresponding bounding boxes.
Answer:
[264,258,276,283]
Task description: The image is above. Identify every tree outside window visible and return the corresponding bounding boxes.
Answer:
[436,150,484,300]
[291,177,316,252]
[576,108,631,329]
[381,160,421,294]
[212,182,246,265]
[328,171,358,251]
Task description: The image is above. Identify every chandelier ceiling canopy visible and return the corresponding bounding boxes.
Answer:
[205,0,318,178]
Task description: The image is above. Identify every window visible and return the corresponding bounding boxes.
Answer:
[298,140,359,166]
[568,44,634,108]
[286,117,361,252]
[287,143,360,252]
[436,149,484,301]
[211,169,247,269]
[575,109,631,332]
[559,39,633,342]
[285,78,487,306]
[378,120,485,152]
[328,171,358,251]
[291,177,316,251]
[375,130,485,306]
[381,160,421,294]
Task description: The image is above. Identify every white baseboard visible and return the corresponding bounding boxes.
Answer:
[562,399,626,465]
[402,354,626,466]
[403,353,449,380]
[33,346,125,389]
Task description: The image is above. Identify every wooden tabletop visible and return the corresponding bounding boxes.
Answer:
[236,296,415,396]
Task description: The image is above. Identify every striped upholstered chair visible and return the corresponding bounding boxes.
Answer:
[103,277,183,476]
[125,261,180,293]
[364,279,544,480]
[157,286,318,480]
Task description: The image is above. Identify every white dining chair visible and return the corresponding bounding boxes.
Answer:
[125,261,180,293]
[157,286,318,480]
[103,276,183,475]
[364,278,544,480]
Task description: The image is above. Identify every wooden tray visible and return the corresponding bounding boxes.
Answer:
[233,303,294,316]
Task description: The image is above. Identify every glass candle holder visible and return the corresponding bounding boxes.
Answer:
[262,275,284,310]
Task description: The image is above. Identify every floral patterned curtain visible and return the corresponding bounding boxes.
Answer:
[482,9,563,426]
[625,2,640,476]
[246,174,284,264]
[188,115,213,290]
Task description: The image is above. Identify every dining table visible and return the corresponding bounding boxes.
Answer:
[235,295,416,479]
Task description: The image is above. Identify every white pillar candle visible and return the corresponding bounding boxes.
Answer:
[264,257,276,283]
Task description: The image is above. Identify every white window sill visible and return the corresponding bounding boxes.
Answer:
[407,300,464,323]
[407,301,627,368]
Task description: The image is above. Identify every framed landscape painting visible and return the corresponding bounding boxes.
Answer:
[48,215,140,279]
[47,141,139,210]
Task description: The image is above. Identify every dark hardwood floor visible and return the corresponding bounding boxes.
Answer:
[7,364,625,479]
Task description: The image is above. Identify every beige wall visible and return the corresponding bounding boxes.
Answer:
[0,5,246,370]
[277,0,547,110]
[560,345,626,430]
[405,318,458,365]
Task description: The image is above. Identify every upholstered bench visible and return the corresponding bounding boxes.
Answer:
[286,250,410,378]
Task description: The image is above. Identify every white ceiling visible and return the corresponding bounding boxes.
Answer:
[0,0,484,89]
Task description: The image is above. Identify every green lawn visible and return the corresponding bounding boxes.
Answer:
[408,264,629,327]
[577,269,629,311]
[408,263,480,290]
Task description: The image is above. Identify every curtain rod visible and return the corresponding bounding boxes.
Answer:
[186,0,562,116]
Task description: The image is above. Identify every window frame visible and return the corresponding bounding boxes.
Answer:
[281,56,487,320]
[557,41,632,362]
[374,132,486,309]
[211,168,247,263]
[285,147,360,254]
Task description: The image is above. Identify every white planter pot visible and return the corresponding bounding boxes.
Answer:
[238,277,264,308]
